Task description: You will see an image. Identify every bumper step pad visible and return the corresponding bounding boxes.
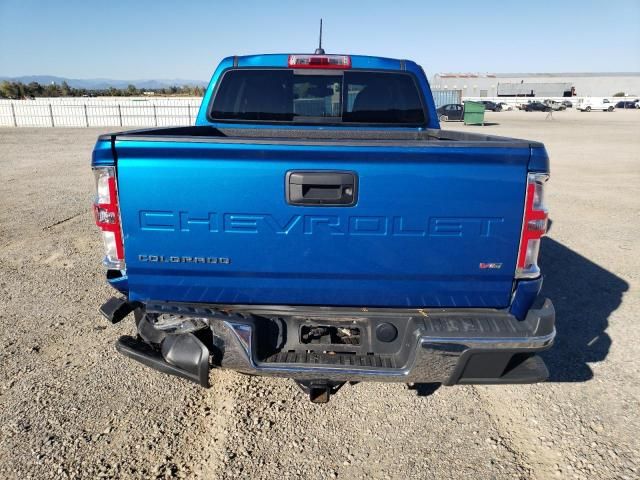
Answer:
[263,351,397,368]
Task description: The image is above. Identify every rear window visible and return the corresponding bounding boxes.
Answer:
[209,69,425,125]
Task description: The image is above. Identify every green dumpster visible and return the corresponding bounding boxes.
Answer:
[463,101,485,125]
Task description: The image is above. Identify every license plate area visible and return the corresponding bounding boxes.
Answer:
[259,314,404,369]
[290,317,368,355]
[300,325,361,346]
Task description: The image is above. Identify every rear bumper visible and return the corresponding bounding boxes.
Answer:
[207,301,554,385]
[117,299,555,386]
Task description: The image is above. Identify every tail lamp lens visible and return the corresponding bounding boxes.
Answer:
[93,167,125,269]
[516,173,549,279]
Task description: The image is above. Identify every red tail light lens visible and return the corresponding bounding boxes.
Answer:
[516,173,549,279]
[288,55,351,69]
[93,167,125,269]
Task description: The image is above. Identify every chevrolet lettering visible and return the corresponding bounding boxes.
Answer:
[139,211,505,238]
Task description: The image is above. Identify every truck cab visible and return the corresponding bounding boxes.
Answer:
[93,53,555,402]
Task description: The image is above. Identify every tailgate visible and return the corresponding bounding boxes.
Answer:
[115,139,529,308]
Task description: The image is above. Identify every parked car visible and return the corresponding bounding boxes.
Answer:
[561,100,573,108]
[480,100,502,111]
[524,102,552,112]
[437,103,464,121]
[577,98,615,112]
[615,101,638,109]
[497,102,514,111]
[93,53,554,403]
[543,100,566,111]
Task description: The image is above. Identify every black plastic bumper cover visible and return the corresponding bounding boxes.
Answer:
[115,333,210,387]
[100,297,137,324]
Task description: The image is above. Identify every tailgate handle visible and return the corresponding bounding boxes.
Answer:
[287,171,358,206]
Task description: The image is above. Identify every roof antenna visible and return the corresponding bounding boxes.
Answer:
[315,19,325,54]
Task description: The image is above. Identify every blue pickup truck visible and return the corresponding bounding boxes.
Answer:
[92,53,555,402]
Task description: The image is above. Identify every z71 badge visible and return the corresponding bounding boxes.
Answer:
[479,263,502,269]
[138,255,231,264]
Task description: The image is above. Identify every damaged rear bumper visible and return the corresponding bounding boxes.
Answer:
[109,299,555,387]
[116,333,210,387]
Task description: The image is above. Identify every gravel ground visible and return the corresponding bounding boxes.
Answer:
[0,109,639,479]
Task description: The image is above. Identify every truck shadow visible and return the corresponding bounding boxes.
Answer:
[538,236,629,382]
[407,232,626,396]
[407,382,441,397]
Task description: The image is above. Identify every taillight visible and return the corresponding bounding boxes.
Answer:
[516,173,549,279]
[288,54,351,69]
[92,167,125,269]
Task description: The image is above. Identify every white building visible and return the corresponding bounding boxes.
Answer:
[430,72,640,98]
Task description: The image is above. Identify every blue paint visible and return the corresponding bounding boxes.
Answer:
[529,145,550,173]
[92,139,114,167]
[510,277,544,320]
[107,273,129,295]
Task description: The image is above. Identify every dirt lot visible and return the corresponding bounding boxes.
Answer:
[0,109,639,479]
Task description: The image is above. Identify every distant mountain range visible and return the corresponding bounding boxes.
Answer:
[0,75,208,89]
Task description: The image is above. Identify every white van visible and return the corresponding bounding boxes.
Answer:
[577,98,615,112]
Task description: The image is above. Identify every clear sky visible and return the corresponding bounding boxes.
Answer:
[1,0,639,80]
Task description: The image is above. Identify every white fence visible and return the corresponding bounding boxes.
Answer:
[0,97,202,127]
[2,94,637,127]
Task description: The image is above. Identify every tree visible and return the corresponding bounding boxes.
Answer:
[27,81,44,97]
[44,83,61,97]
[613,92,625,97]
[0,80,205,98]
[0,81,27,99]
[0,81,15,98]
[0,81,8,98]
[61,81,71,96]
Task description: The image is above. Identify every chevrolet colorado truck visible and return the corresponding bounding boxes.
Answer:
[92,53,555,403]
